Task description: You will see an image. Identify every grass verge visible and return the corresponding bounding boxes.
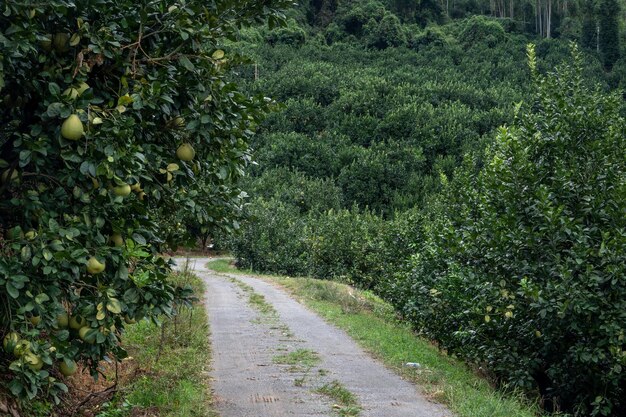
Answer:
[98,260,216,417]
[206,258,541,417]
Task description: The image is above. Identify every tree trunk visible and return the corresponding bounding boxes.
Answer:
[537,0,543,36]
[547,0,552,38]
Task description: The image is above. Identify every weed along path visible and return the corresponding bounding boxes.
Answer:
[178,258,451,417]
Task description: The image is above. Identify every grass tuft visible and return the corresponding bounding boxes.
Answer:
[316,380,361,417]
[273,348,321,372]
[249,292,277,316]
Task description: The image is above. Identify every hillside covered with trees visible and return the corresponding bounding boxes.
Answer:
[223,1,626,416]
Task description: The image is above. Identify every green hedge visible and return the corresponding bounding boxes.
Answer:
[390,46,626,416]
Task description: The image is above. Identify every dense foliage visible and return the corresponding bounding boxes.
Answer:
[306,0,621,47]
[387,45,625,416]
[0,0,291,405]
[227,7,607,275]
[224,2,625,415]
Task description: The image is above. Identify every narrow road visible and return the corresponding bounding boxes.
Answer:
[180,258,451,417]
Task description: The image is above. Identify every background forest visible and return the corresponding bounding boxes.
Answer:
[218,0,626,416]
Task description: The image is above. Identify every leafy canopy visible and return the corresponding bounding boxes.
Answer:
[0,0,293,403]
[399,44,626,416]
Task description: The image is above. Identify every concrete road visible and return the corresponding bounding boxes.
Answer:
[179,258,451,417]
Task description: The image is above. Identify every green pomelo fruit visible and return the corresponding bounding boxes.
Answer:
[76,82,90,95]
[24,352,43,371]
[61,114,84,140]
[3,332,19,354]
[1,169,19,184]
[110,233,124,247]
[13,340,31,357]
[87,256,105,274]
[56,313,69,329]
[176,143,196,161]
[52,33,69,52]
[69,315,86,330]
[113,183,131,197]
[59,359,78,376]
[78,327,96,344]
[63,88,79,100]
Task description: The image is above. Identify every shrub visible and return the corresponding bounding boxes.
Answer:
[252,132,349,179]
[398,45,626,416]
[324,22,347,44]
[265,19,308,46]
[259,60,341,105]
[247,168,343,214]
[363,13,407,49]
[261,98,331,135]
[337,0,387,36]
[410,26,452,50]
[336,143,426,214]
[459,16,507,48]
[306,208,387,287]
[228,199,310,276]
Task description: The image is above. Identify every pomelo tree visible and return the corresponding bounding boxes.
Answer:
[399,44,626,415]
[0,0,293,403]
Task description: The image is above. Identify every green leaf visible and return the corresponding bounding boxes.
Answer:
[18,150,31,167]
[7,282,19,299]
[48,82,60,96]
[34,293,49,304]
[56,330,70,342]
[106,299,122,314]
[43,249,53,261]
[179,55,194,71]
[21,246,31,261]
[8,380,23,396]
[118,264,129,280]
[131,233,146,245]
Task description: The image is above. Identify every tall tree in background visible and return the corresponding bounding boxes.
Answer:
[581,0,597,49]
[310,0,338,25]
[598,0,620,69]
[536,0,554,37]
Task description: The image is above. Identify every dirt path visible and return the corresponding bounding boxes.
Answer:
[179,258,451,417]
